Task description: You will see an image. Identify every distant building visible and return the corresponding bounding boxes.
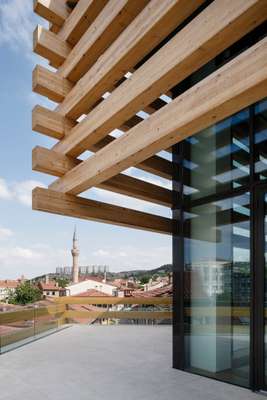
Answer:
[0,277,25,302]
[0,280,19,302]
[38,280,66,298]
[66,277,118,297]
[56,265,109,279]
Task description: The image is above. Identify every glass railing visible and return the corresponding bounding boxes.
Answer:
[0,303,66,353]
[0,297,172,352]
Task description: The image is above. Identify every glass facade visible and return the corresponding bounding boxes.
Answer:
[172,21,267,390]
[184,192,251,386]
[173,97,267,389]
[255,99,267,181]
[264,194,267,387]
[184,109,250,201]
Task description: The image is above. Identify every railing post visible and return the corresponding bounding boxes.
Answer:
[33,305,37,337]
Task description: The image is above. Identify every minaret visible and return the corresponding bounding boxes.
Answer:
[71,226,79,283]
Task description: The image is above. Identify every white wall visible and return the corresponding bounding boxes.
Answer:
[67,279,117,296]
[0,287,15,301]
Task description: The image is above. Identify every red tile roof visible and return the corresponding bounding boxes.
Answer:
[38,282,64,291]
[74,289,111,297]
[0,280,19,289]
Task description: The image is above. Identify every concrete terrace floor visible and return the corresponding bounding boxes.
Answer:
[0,325,263,400]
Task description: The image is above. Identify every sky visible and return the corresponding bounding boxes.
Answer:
[0,0,171,279]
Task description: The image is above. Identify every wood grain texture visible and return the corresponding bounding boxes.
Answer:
[32,106,173,180]
[49,37,267,194]
[57,0,148,47]
[32,65,73,103]
[33,0,70,27]
[64,310,172,320]
[32,105,75,139]
[33,187,173,235]
[53,0,267,157]
[55,297,172,305]
[32,146,172,206]
[57,0,202,83]
[33,25,71,68]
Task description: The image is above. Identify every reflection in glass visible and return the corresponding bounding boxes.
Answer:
[255,99,267,181]
[265,194,267,387]
[184,194,250,387]
[183,109,250,201]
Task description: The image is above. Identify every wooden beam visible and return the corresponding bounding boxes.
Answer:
[33,25,71,68]
[31,71,167,131]
[64,310,172,320]
[49,22,60,34]
[53,0,267,157]
[58,0,155,82]
[49,37,267,194]
[57,0,111,46]
[58,0,203,83]
[32,146,79,176]
[32,105,75,139]
[33,0,70,28]
[138,156,173,180]
[32,187,173,235]
[32,106,173,180]
[32,65,73,103]
[83,132,174,181]
[32,146,172,207]
[99,174,172,207]
[32,187,220,241]
[55,296,172,305]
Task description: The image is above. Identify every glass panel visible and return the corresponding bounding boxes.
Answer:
[184,194,250,387]
[255,98,267,181]
[265,193,267,386]
[183,109,250,201]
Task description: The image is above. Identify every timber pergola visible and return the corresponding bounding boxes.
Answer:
[32,0,267,234]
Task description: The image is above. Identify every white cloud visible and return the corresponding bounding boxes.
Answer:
[0,178,12,199]
[93,249,110,257]
[12,179,45,206]
[0,246,41,263]
[0,177,45,207]
[0,0,33,55]
[90,245,171,270]
[92,249,127,258]
[0,242,70,279]
[0,227,13,240]
[0,0,50,64]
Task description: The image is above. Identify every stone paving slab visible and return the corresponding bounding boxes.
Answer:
[0,325,263,400]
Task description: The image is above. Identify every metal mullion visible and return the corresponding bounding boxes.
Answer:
[184,185,250,210]
[252,185,266,390]
[172,142,185,370]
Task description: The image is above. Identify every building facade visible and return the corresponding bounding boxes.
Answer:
[172,22,267,390]
[38,281,66,297]
[32,0,267,393]
[0,280,19,302]
[67,278,118,297]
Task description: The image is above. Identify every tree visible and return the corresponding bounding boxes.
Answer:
[8,282,42,305]
[140,276,150,285]
[54,277,70,288]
